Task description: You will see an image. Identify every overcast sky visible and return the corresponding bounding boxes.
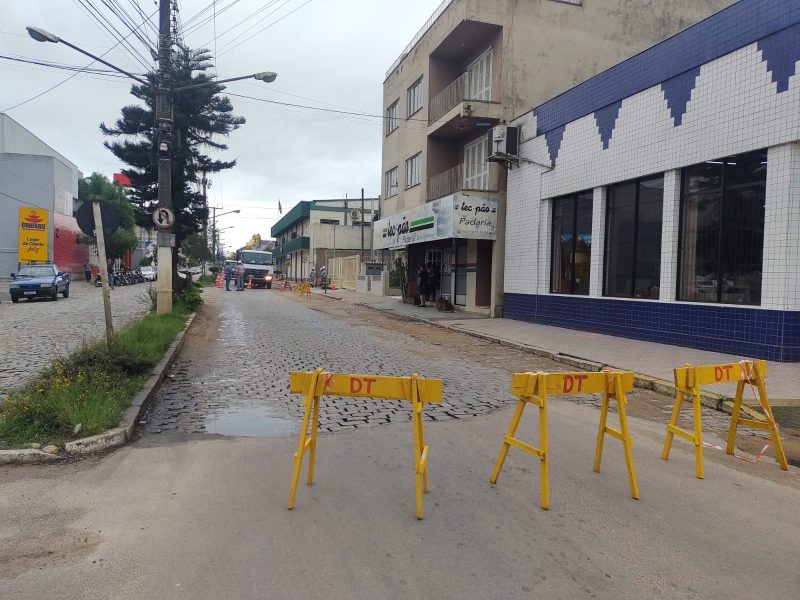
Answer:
[1,0,442,251]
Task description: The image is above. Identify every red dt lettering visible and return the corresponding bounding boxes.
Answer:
[714,366,724,382]
[574,374,589,391]
[722,365,733,381]
[350,378,363,394]
[364,378,376,394]
[563,375,574,393]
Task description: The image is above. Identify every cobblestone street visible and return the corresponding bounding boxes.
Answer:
[0,280,152,394]
[143,287,787,462]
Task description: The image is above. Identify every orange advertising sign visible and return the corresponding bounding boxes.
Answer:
[18,207,49,262]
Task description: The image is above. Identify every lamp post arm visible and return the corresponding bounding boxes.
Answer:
[57,37,152,87]
[172,73,274,92]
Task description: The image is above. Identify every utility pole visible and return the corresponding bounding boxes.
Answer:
[155,0,174,314]
[360,187,365,257]
[201,172,208,276]
[211,205,217,263]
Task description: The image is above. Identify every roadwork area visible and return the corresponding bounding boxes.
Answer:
[1,287,798,599]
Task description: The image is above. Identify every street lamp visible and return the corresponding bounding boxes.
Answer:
[211,208,240,265]
[27,22,275,315]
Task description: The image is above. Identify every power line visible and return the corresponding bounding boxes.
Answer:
[1,6,158,112]
[225,91,429,124]
[196,0,282,47]
[74,0,154,72]
[217,0,314,58]
[0,53,142,77]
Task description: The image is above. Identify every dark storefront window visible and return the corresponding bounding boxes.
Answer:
[551,191,593,295]
[678,149,766,305]
[604,175,664,299]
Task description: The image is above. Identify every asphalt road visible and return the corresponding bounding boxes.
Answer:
[0,280,152,394]
[2,288,799,599]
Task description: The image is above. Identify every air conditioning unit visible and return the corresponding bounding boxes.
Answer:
[487,125,519,161]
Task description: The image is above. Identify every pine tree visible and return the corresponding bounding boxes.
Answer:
[100,45,244,258]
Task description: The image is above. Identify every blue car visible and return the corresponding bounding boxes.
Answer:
[9,263,71,303]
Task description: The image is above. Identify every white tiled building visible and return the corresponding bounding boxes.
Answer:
[504,0,800,361]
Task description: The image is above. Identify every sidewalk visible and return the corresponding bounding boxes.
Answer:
[314,287,799,403]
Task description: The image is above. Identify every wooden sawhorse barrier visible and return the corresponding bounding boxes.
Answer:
[490,370,639,510]
[287,369,443,519]
[661,359,788,478]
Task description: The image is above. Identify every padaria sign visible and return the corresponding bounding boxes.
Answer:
[373,193,498,249]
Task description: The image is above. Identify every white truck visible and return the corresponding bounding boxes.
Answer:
[240,250,274,289]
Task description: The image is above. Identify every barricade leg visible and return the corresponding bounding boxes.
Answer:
[411,375,429,520]
[692,391,704,479]
[662,385,704,479]
[726,367,788,470]
[489,398,526,485]
[490,374,549,510]
[594,374,639,499]
[725,380,746,457]
[306,395,321,485]
[661,390,683,461]
[288,370,321,509]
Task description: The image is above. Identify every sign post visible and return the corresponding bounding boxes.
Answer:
[92,202,114,346]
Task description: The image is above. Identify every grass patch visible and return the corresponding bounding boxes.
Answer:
[0,310,189,448]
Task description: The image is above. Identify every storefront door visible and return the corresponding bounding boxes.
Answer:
[455,240,468,306]
[425,249,442,299]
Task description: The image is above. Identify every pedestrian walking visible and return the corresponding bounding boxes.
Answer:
[84,260,92,282]
[224,262,233,291]
[309,268,316,287]
[236,262,245,291]
[417,264,429,307]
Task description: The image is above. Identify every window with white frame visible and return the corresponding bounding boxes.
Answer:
[385,167,398,197]
[386,100,399,135]
[463,136,488,190]
[466,48,492,101]
[407,77,423,118]
[406,153,421,188]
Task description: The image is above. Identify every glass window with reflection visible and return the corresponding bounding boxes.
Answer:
[678,149,766,305]
[551,191,593,295]
[604,176,664,299]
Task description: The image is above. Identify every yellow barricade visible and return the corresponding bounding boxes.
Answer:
[490,370,639,510]
[661,359,787,478]
[287,369,443,519]
[293,280,311,297]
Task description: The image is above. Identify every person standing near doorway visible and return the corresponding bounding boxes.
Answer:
[427,263,439,302]
[417,264,429,307]
[84,260,92,282]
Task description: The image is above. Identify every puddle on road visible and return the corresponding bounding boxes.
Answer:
[204,405,297,437]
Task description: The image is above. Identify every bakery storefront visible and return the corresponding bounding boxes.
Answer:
[373,192,498,312]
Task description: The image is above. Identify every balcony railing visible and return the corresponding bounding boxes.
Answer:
[427,163,496,200]
[429,72,492,124]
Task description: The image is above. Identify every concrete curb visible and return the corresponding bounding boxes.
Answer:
[0,312,196,464]
[355,303,765,422]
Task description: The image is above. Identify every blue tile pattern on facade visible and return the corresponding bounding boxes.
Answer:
[532,0,800,136]
[593,100,622,149]
[661,67,701,126]
[545,125,565,164]
[757,22,800,93]
[503,293,800,362]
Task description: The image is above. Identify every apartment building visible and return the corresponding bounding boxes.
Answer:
[505,0,800,360]
[375,0,733,315]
